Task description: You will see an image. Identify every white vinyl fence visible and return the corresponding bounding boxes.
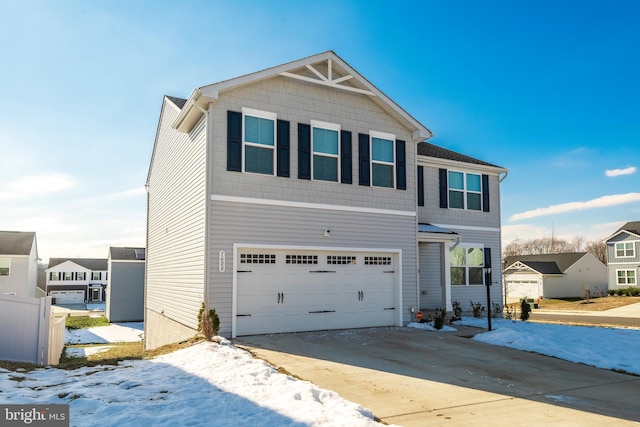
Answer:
[0,294,66,365]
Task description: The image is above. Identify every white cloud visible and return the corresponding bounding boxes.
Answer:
[510,193,640,221]
[0,174,74,200]
[606,166,637,177]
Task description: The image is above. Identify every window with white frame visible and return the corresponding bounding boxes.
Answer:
[371,131,395,188]
[615,242,635,258]
[50,272,60,281]
[243,108,276,175]
[77,272,86,280]
[312,120,340,182]
[617,269,636,285]
[451,246,484,285]
[449,171,482,210]
[63,272,73,281]
[92,272,101,280]
[0,258,10,276]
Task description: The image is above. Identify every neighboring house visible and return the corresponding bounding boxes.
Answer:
[0,231,38,297]
[106,247,145,322]
[503,252,607,301]
[45,258,108,304]
[604,221,640,290]
[145,51,507,349]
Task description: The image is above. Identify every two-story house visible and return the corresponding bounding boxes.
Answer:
[604,221,639,290]
[46,258,108,304]
[145,51,507,349]
[106,247,145,322]
[0,231,39,297]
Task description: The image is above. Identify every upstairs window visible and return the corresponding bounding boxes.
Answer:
[0,258,10,276]
[92,272,101,280]
[50,272,60,281]
[449,171,481,210]
[312,121,340,182]
[243,108,276,175]
[615,242,635,258]
[63,272,73,281]
[371,131,395,188]
[451,246,484,286]
[77,272,86,280]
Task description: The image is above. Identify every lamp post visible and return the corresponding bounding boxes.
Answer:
[484,266,492,331]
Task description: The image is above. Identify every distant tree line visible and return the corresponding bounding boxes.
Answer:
[503,236,607,264]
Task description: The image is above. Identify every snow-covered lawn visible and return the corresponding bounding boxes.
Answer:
[1,319,639,426]
[65,322,144,345]
[410,317,640,375]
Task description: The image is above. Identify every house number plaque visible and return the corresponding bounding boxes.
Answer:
[218,250,225,272]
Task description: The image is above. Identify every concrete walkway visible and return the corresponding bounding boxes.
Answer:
[236,327,640,426]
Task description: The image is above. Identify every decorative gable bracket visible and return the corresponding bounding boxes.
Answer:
[280,58,376,97]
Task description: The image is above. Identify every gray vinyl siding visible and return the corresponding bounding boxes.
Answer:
[146,99,207,335]
[0,254,36,297]
[418,242,443,309]
[448,227,503,308]
[417,164,502,229]
[208,200,417,337]
[107,262,144,322]
[208,76,417,213]
[606,233,640,289]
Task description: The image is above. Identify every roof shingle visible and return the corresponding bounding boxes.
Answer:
[0,231,35,256]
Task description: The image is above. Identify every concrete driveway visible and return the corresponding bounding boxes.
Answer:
[235,326,640,426]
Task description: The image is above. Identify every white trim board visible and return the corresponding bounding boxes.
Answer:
[433,224,501,232]
[211,194,416,217]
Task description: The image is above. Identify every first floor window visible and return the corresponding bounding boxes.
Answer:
[312,121,340,182]
[451,246,484,285]
[0,258,10,276]
[371,131,395,188]
[449,171,481,210]
[615,242,635,258]
[243,108,276,175]
[617,270,636,285]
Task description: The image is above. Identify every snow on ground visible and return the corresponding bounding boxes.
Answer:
[0,341,382,427]
[455,317,640,375]
[65,322,144,344]
[1,319,639,426]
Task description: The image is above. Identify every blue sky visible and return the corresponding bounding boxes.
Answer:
[1,0,638,261]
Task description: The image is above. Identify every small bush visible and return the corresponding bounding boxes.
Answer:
[616,289,625,296]
[503,304,514,320]
[520,299,531,321]
[470,301,485,318]
[608,289,617,296]
[452,301,462,321]
[197,303,220,341]
[434,308,447,330]
[490,302,502,318]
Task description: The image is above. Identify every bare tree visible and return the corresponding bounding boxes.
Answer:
[585,240,607,264]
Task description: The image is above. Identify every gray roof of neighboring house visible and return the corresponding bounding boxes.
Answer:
[166,95,187,109]
[109,247,146,261]
[504,252,588,275]
[417,142,503,168]
[613,221,640,238]
[0,231,36,256]
[47,258,108,270]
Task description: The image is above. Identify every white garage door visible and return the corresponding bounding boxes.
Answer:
[236,248,398,336]
[506,281,539,299]
[50,290,85,304]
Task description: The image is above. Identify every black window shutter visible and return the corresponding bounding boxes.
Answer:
[298,123,311,180]
[227,110,242,172]
[277,119,290,177]
[482,174,490,212]
[439,168,448,208]
[340,130,352,184]
[358,133,370,186]
[417,165,424,206]
[396,139,406,190]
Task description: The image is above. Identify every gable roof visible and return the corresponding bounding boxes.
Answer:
[504,252,588,275]
[172,51,433,142]
[417,142,505,170]
[605,221,640,241]
[165,95,187,109]
[47,258,108,270]
[0,231,36,256]
[109,247,146,261]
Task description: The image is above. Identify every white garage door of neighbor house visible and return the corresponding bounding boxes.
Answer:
[236,249,398,336]
[506,281,539,299]
[50,290,85,304]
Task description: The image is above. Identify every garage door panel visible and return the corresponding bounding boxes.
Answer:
[236,249,399,336]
